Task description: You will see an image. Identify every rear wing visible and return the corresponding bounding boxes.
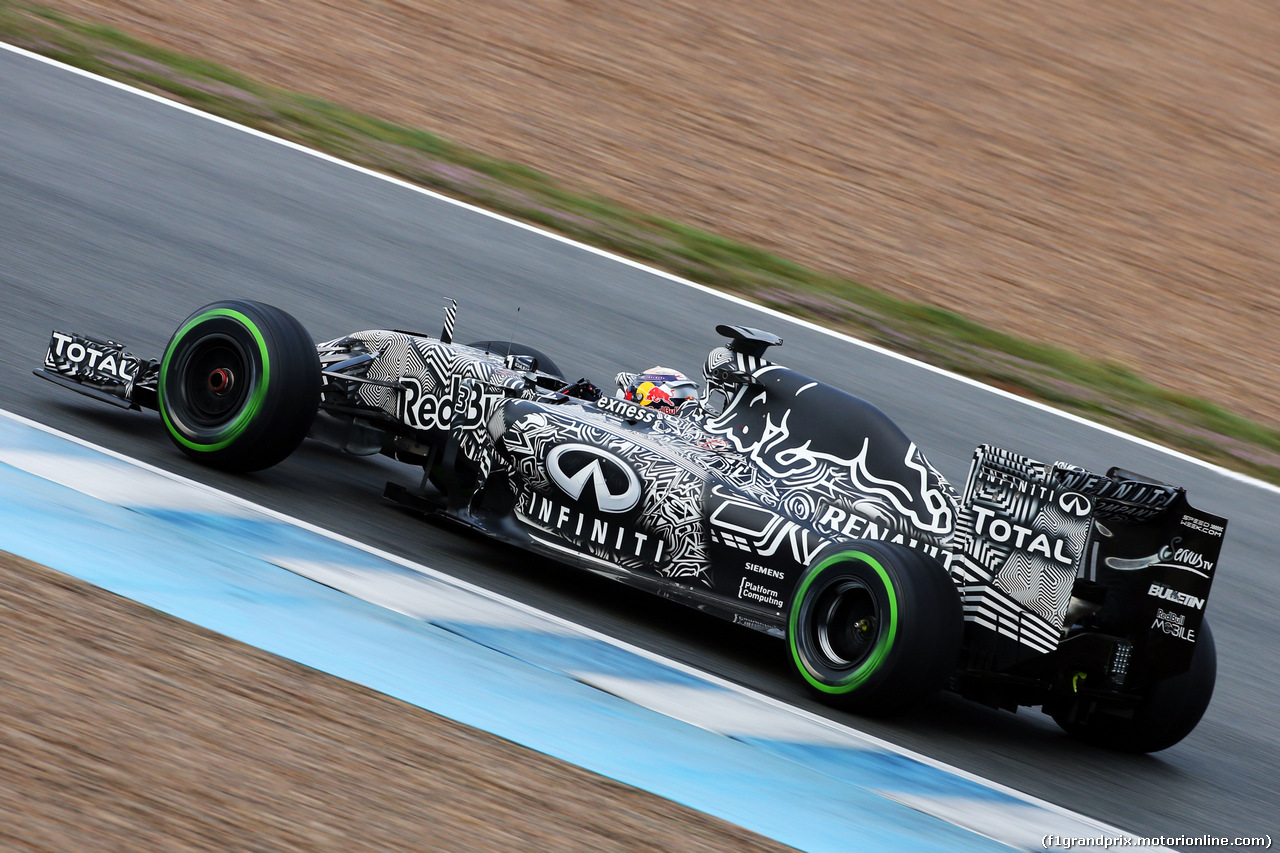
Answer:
[34,330,158,410]
[948,445,1225,684]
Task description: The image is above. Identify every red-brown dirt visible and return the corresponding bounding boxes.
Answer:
[0,551,794,852]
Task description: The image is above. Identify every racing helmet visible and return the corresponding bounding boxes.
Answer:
[618,366,699,415]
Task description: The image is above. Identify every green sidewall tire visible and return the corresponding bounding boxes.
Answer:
[1053,619,1217,753]
[159,300,320,472]
[787,541,963,715]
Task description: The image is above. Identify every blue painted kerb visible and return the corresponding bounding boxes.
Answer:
[0,415,1014,852]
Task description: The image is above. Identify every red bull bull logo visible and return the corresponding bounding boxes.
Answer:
[646,385,673,405]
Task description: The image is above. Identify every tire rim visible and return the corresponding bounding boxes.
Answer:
[177,333,251,428]
[812,579,879,670]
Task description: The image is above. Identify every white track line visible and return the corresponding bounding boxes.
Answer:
[2,40,1273,497]
[0,406,1144,840]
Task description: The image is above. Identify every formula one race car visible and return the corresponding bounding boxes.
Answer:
[35,299,1225,751]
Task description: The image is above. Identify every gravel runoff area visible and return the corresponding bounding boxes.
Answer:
[32,0,1280,427]
[0,552,795,852]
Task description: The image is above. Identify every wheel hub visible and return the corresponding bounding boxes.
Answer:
[208,367,235,395]
[177,335,250,426]
[814,579,879,669]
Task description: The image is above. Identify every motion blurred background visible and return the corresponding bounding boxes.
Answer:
[30,0,1280,426]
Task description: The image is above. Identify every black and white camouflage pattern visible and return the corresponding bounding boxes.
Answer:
[316,325,1217,664]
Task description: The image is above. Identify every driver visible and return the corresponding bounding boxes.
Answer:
[615,366,700,415]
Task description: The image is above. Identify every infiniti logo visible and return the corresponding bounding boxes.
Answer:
[546,443,642,513]
[1058,492,1092,517]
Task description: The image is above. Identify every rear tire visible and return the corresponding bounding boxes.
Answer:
[787,541,963,714]
[159,300,320,472]
[1051,619,1216,752]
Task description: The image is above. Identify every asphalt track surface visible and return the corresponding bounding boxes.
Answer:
[2,46,1276,845]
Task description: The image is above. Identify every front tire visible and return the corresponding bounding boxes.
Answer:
[159,300,320,472]
[787,541,963,714]
[1051,619,1216,752]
